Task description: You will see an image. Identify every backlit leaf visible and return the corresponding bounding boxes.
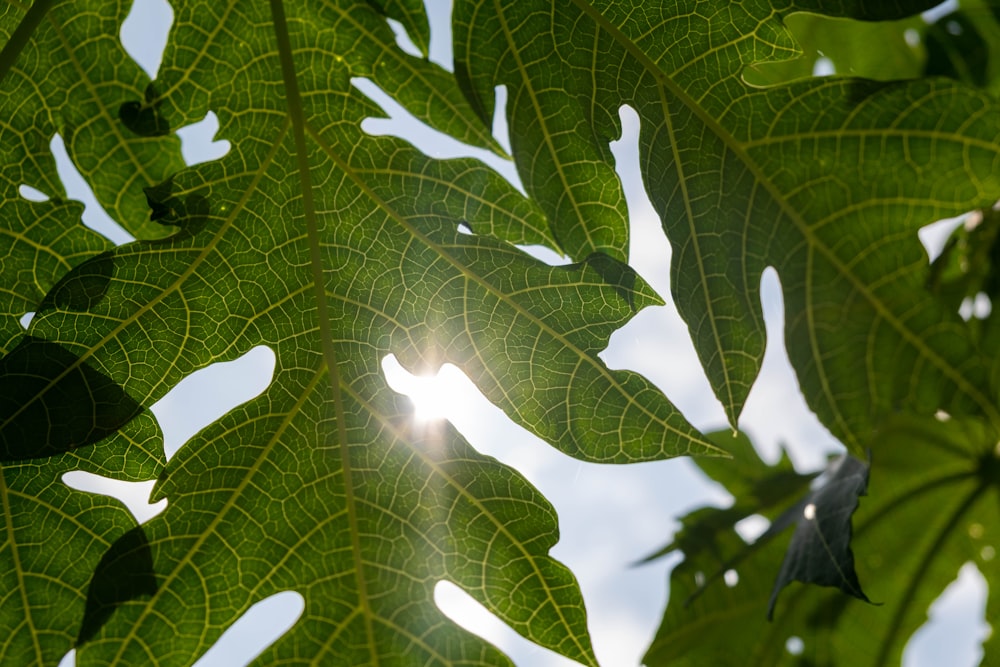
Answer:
[455,0,1000,441]
[2,1,721,665]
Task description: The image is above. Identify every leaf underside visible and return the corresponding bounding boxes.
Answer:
[2,0,1000,666]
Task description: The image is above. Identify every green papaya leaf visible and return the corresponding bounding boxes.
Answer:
[2,1,723,665]
[0,0,185,240]
[743,12,924,87]
[0,413,164,666]
[6,0,1000,665]
[455,0,1000,444]
[648,417,1000,666]
[639,431,816,565]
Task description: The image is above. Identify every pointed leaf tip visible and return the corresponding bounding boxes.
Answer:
[766,453,874,620]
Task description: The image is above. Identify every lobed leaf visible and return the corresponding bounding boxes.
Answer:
[6,0,1000,664]
[1,1,721,664]
[455,0,1000,445]
[0,413,164,665]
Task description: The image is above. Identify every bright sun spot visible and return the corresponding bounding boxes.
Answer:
[382,354,466,423]
[409,377,452,422]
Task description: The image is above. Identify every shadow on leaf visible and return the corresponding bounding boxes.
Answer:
[76,526,157,646]
[0,336,143,461]
[144,177,211,239]
[38,252,114,312]
[576,252,638,310]
[118,84,171,138]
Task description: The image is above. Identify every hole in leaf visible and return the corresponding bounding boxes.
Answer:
[492,84,513,156]
[740,269,843,468]
[193,591,304,667]
[959,292,991,321]
[18,312,34,329]
[58,649,75,667]
[424,0,453,71]
[119,0,174,80]
[386,18,423,58]
[177,111,232,166]
[602,103,723,428]
[922,0,959,24]
[918,213,967,263]
[734,514,770,542]
[381,354,476,424]
[18,184,49,202]
[51,134,135,246]
[434,581,581,667]
[904,28,921,47]
[723,569,739,587]
[515,244,571,266]
[813,56,835,76]
[380,352,553,473]
[352,77,523,192]
[62,472,166,524]
[608,104,659,279]
[903,562,989,667]
[786,636,805,655]
[150,345,275,460]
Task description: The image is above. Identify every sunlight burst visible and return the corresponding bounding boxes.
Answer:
[408,375,454,423]
[382,355,469,424]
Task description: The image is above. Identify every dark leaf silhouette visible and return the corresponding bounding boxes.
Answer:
[765,453,873,619]
[119,85,171,138]
[924,9,992,89]
[40,253,114,312]
[0,413,163,666]
[648,418,1000,666]
[77,526,157,645]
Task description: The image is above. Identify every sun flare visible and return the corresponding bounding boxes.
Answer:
[408,376,453,423]
[382,355,467,424]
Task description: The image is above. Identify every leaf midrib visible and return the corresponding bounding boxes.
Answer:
[270,1,379,664]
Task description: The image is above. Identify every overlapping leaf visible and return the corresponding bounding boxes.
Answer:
[0,413,163,665]
[647,418,1000,666]
[454,0,1000,447]
[750,2,1000,111]
[1,0,723,665]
